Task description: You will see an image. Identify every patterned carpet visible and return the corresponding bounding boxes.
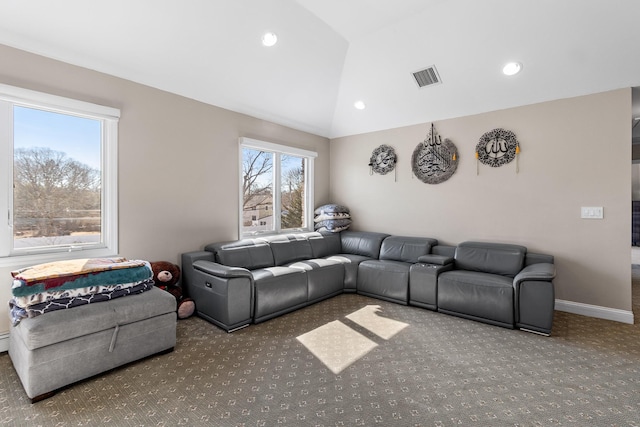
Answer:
[1,271,639,426]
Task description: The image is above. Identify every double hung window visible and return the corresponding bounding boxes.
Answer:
[0,84,119,263]
[239,137,316,236]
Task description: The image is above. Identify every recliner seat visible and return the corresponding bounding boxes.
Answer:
[437,241,555,334]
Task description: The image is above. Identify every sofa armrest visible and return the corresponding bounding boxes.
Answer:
[187,260,254,332]
[513,263,556,286]
[513,263,556,335]
[417,254,453,265]
[193,260,253,279]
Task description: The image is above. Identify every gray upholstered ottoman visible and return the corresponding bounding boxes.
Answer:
[9,286,176,402]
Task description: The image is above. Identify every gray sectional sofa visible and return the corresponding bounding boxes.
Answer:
[182,231,556,335]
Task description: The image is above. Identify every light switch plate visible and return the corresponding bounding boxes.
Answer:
[581,206,604,219]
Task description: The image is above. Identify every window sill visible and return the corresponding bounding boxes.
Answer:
[0,247,118,269]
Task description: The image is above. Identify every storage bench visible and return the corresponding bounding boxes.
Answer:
[9,286,177,402]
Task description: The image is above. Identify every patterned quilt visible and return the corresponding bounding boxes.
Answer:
[9,258,155,326]
[9,280,154,326]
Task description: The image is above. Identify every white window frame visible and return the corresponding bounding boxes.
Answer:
[239,137,316,237]
[0,84,119,267]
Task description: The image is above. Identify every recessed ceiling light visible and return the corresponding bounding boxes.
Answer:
[354,100,366,110]
[262,32,278,47]
[503,62,522,76]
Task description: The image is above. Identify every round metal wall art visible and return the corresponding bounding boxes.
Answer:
[475,128,518,167]
[411,124,458,184]
[369,144,397,175]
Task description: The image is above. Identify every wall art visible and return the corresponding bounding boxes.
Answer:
[475,128,520,173]
[369,144,397,176]
[411,123,458,184]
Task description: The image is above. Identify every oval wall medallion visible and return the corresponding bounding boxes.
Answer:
[411,124,458,184]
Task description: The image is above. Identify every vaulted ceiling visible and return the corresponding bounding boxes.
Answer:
[1,0,639,138]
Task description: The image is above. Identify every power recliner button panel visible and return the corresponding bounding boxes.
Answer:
[419,264,438,268]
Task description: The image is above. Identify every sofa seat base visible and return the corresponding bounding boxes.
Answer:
[288,258,344,304]
[438,270,514,327]
[252,267,307,323]
[357,260,411,305]
[325,254,373,292]
[9,287,177,402]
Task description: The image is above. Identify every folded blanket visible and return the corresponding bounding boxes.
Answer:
[11,279,150,309]
[11,258,152,297]
[9,280,154,326]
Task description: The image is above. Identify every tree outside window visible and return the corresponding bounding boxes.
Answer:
[239,138,315,236]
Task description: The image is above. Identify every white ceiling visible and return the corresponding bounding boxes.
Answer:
[1,0,639,138]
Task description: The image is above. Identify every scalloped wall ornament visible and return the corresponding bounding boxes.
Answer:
[368,144,397,176]
[475,128,520,173]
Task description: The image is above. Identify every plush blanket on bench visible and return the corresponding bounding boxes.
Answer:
[9,258,154,325]
[11,257,152,297]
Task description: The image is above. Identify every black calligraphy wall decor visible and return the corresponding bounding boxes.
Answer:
[411,123,458,184]
[475,128,520,173]
[369,144,397,176]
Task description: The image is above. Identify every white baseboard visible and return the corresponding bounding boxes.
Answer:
[0,332,9,353]
[555,299,635,324]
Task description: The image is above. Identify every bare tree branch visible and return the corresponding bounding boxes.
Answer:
[13,147,100,238]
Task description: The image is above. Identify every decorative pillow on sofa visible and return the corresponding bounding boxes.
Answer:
[314,204,350,216]
[314,212,351,222]
[315,225,351,233]
[314,218,352,232]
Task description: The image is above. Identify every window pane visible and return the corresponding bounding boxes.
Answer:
[242,148,273,234]
[12,106,102,250]
[281,154,305,230]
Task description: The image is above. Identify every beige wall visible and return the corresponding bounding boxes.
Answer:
[0,44,331,334]
[330,89,632,312]
[0,43,632,336]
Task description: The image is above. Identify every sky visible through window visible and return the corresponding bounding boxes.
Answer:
[11,105,103,250]
[13,106,101,169]
[244,149,302,189]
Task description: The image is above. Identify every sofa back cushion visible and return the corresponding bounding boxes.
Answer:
[206,239,274,270]
[306,232,342,258]
[269,239,314,265]
[454,241,526,278]
[340,231,389,258]
[379,236,437,263]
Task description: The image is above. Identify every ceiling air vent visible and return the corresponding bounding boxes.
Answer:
[412,66,441,88]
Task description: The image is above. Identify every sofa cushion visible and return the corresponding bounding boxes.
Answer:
[455,241,526,278]
[269,239,313,266]
[207,240,274,270]
[357,260,411,304]
[326,253,372,291]
[379,236,437,263]
[289,259,345,303]
[307,232,342,258]
[438,270,514,325]
[340,231,389,258]
[251,267,308,322]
